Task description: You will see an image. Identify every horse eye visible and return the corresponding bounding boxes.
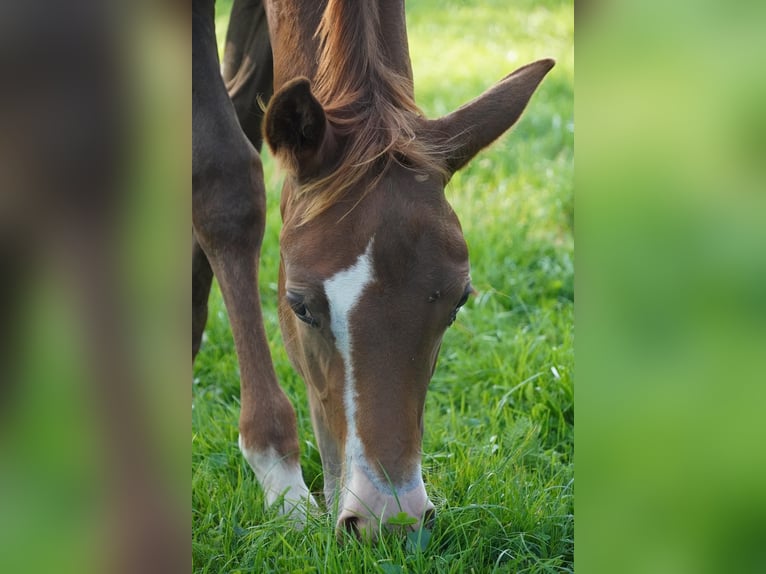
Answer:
[286,292,319,327]
[448,285,473,327]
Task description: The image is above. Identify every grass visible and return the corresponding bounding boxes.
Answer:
[195,0,573,572]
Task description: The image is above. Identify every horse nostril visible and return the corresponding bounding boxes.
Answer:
[340,515,360,539]
[424,508,436,529]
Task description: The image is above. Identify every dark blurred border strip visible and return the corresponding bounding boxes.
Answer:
[0,1,189,572]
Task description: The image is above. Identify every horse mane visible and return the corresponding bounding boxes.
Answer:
[293,0,451,224]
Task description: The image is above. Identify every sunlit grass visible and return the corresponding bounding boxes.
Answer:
[196,1,573,572]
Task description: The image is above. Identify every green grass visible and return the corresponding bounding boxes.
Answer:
[195,1,573,572]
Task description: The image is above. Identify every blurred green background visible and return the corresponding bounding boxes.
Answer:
[2,0,764,572]
[577,1,766,572]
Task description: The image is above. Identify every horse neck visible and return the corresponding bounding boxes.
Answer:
[265,0,413,94]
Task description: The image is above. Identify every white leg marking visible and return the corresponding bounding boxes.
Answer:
[323,239,377,493]
[238,435,317,518]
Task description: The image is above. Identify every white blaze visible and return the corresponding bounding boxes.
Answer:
[323,238,433,529]
[323,239,376,492]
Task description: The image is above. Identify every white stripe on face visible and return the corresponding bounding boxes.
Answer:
[323,239,376,494]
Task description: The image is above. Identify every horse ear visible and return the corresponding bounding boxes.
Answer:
[263,77,329,176]
[427,59,555,175]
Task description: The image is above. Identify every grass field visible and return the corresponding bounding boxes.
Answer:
[194,0,574,572]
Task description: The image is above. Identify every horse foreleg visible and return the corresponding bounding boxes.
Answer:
[192,151,316,518]
[193,0,315,519]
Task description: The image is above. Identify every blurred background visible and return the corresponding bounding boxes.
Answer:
[577,1,766,572]
[0,1,188,572]
[1,0,765,572]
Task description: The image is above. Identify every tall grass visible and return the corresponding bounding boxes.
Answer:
[195,1,573,571]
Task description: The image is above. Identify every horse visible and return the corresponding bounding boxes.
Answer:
[192,0,554,540]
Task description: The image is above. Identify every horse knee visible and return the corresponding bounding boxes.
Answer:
[239,389,300,458]
[192,149,266,254]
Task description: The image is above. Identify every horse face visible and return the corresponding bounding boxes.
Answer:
[277,164,469,536]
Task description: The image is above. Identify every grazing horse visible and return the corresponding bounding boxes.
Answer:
[193,0,553,540]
